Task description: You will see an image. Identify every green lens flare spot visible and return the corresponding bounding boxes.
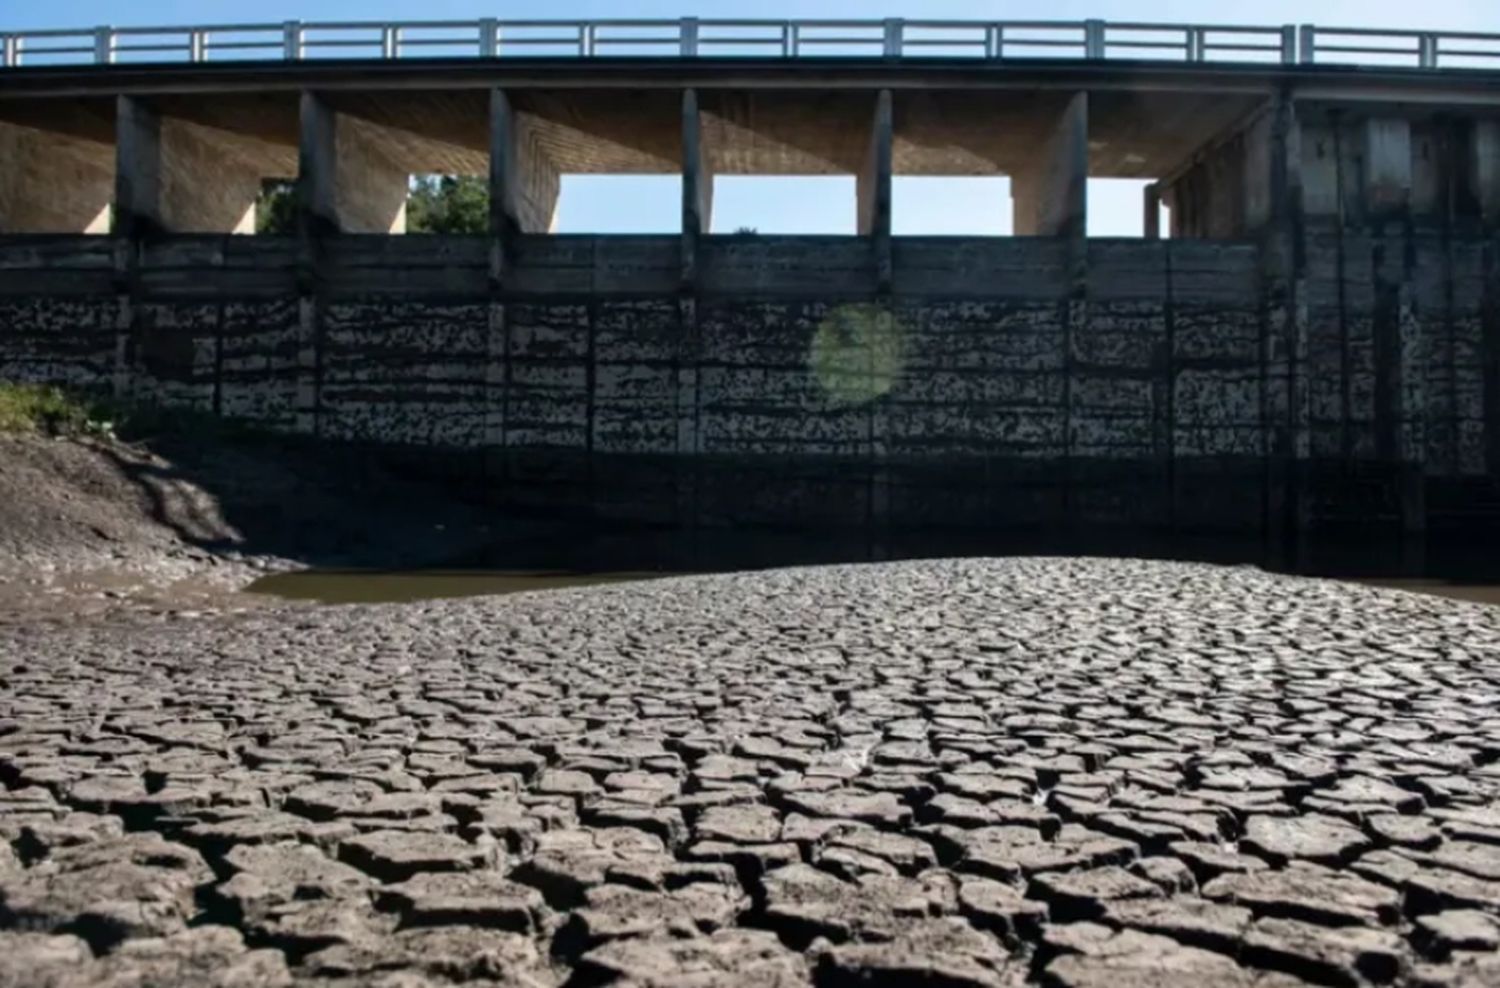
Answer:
[809,304,905,407]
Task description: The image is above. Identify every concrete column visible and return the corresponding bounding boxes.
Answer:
[1143,183,1162,239]
[1470,119,1500,226]
[1013,93,1087,238]
[297,92,409,236]
[0,120,113,233]
[1364,117,1413,220]
[489,89,561,239]
[681,88,711,284]
[115,97,262,236]
[856,90,893,238]
[682,89,713,238]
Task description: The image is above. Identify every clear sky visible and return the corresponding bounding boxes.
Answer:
[10,1,1495,236]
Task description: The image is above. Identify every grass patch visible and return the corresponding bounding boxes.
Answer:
[0,383,106,436]
[0,381,268,442]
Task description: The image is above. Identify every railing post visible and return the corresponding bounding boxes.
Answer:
[988,24,1003,60]
[1188,27,1205,62]
[1,35,12,68]
[1298,24,1315,64]
[789,23,800,58]
[190,29,206,63]
[680,17,699,57]
[1084,19,1105,59]
[381,25,398,59]
[883,18,902,59]
[478,17,497,57]
[93,26,112,65]
[1279,25,1296,64]
[282,21,302,61]
[1419,33,1437,69]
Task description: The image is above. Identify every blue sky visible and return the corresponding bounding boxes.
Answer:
[9,1,1495,236]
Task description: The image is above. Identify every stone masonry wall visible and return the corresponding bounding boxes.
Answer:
[0,232,1495,532]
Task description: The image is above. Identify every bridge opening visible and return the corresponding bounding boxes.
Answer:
[406,175,488,235]
[553,175,682,234]
[1087,178,1170,238]
[892,177,1013,236]
[710,177,857,235]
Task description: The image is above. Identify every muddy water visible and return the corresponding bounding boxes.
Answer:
[244,529,1500,606]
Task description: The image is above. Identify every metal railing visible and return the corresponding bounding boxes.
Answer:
[1,19,1497,71]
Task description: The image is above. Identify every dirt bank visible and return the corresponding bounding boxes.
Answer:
[0,432,531,622]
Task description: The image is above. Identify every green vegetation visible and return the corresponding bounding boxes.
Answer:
[0,382,270,443]
[254,175,490,235]
[256,179,297,235]
[0,383,112,436]
[407,175,489,234]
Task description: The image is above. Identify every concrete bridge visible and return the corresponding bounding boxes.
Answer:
[2,17,1500,535]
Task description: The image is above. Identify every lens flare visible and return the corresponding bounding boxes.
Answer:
[808,303,905,407]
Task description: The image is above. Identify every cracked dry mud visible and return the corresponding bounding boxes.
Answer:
[2,557,1499,986]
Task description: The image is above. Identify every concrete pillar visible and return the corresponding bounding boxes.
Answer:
[115,97,262,237]
[1364,117,1413,219]
[856,90,893,238]
[0,120,113,233]
[1470,119,1500,226]
[1013,93,1087,238]
[681,88,712,285]
[489,89,560,239]
[298,92,409,236]
[682,89,712,238]
[1143,183,1162,239]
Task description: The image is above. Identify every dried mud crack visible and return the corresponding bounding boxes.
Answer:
[2,557,1499,986]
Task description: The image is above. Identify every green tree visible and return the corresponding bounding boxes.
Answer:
[256,179,297,235]
[407,175,489,234]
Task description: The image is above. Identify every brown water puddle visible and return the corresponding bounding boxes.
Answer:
[244,569,665,605]
[243,567,1500,608]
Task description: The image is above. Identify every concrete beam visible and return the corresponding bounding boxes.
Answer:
[1363,117,1412,219]
[0,119,113,234]
[1012,93,1087,238]
[682,88,712,238]
[857,89,893,239]
[298,92,409,235]
[116,97,263,236]
[490,89,560,238]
